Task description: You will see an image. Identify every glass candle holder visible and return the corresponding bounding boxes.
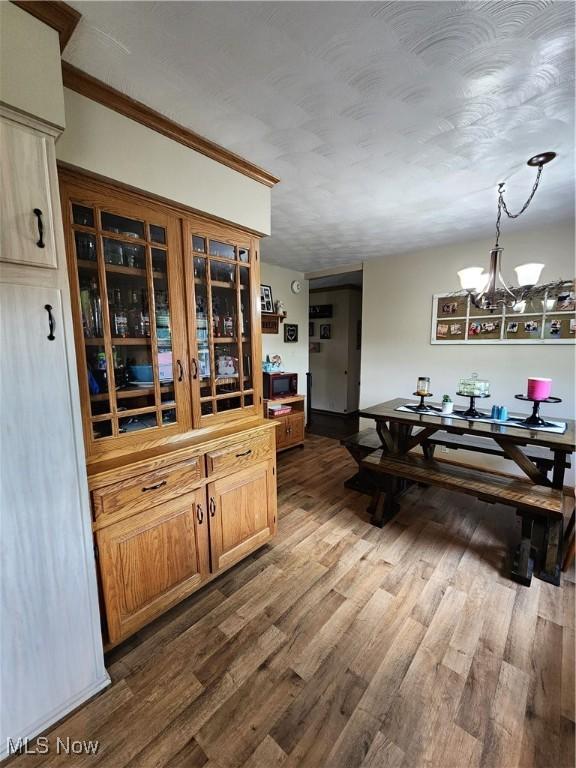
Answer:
[416,376,430,396]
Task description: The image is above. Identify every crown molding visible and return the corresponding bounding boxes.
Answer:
[12,0,81,51]
[61,62,280,189]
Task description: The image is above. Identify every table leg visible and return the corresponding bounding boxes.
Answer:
[552,450,567,489]
[372,474,400,528]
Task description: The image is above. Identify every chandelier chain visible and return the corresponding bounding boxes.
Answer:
[495,165,543,247]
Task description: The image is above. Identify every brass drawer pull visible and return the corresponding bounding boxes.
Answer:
[196,503,203,524]
[235,449,252,458]
[141,480,167,492]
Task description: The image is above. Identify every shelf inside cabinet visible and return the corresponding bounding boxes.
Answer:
[77,259,165,280]
[84,337,153,346]
[90,384,174,402]
[195,277,246,290]
[213,337,249,344]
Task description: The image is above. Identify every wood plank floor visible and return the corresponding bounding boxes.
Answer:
[9,435,575,768]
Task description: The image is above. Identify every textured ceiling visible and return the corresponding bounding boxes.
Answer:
[64,1,575,272]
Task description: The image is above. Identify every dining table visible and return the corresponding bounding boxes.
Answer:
[358,397,576,585]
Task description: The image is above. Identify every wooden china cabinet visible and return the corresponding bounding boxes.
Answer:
[60,168,277,647]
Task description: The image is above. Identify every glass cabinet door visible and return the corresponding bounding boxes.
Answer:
[191,232,256,420]
[69,198,189,448]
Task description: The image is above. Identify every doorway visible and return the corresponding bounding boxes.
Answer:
[306,269,362,439]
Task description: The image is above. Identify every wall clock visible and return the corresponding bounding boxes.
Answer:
[284,324,298,343]
[291,280,302,294]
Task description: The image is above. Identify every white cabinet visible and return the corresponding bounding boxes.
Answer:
[0,109,108,760]
[0,118,58,268]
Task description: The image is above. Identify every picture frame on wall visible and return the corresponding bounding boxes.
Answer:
[309,304,333,319]
[430,287,576,344]
[284,324,298,343]
[309,342,321,353]
[260,284,274,314]
[320,323,331,339]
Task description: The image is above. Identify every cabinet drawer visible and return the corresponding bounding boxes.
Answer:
[206,431,273,476]
[92,457,203,525]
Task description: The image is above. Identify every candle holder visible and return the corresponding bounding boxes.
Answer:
[514,395,562,427]
[456,391,490,419]
[406,392,438,414]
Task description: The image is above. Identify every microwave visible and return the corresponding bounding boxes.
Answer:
[263,372,298,400]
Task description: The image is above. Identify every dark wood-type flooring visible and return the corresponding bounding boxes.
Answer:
[9,435,575,768]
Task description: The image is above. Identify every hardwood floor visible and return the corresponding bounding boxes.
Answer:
[8,435,575,768]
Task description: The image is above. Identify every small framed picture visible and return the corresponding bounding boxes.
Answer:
[309,321,315,337]
[320,323,331,339]
[309,342,321,353]
[524,320,539,333]
[570,318,576,334]
[260,284,274,314]
[441,302,458,315]
[284,324,298,343]
[507,321,519,333]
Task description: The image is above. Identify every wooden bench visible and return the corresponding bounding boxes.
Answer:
[342,427,571,494]
[362,449,572,586]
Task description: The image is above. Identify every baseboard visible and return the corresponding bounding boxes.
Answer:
[1,673,111,761]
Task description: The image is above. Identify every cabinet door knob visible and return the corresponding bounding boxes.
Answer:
[191,357,198,380]
[44,304,55,340]
[33,208,45,248]
[209,497,216,517]
[141,480,167,492]
[176,359,184,382]
[196,503,204,524]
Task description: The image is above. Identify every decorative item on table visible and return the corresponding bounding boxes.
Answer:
[527,377,552,401]
[262,354,283,373]
[456,373,490,418]
[514,377,561,427]
[260,284,274,314]
[456,152,558,312]
[405,376,436,413]
[441,395,454,415]
[490,405,508,422]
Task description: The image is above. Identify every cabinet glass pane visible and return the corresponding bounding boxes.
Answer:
[238,247,249,263]
[209,239,235,260]
[162,408,177,426]
[79,269,104,338]
[194,256,211,384]
[72,204,94,228]
[75,232,96,262]
[216,396,241,413]
[92,420,113,440]
[101,212,145,240]
[211,261,237,341]
[149,224,166,245]
[103,238,146,269]
[244,394,254,407]
[119,412,157,433]
[242,343,253,390]
[214,342,240,394]
[201,401,214,416]
[153,249,172,370]
[86,343,109,417]
[193,235,206,253]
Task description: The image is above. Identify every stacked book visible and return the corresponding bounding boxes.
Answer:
[268,403,292,418]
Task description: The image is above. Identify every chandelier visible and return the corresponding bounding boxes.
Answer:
[457,152,559,311]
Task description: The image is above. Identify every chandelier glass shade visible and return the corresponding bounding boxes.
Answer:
[458,152,557,311]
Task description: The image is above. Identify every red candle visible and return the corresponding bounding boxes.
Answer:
[527,377,552,400]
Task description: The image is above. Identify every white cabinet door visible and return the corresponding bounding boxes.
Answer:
[0,284,107,744]
[0,118,58,268]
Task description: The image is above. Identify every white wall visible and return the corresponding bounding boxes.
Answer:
[56,90,271,235]
[260,263,309,415]
[310,288,362,413]
[361,220,575,432]
[0,3,65,129]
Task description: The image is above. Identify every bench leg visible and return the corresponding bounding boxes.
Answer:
[511,514,535,587]
[562,510,575,572]
[538,516,563,587]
